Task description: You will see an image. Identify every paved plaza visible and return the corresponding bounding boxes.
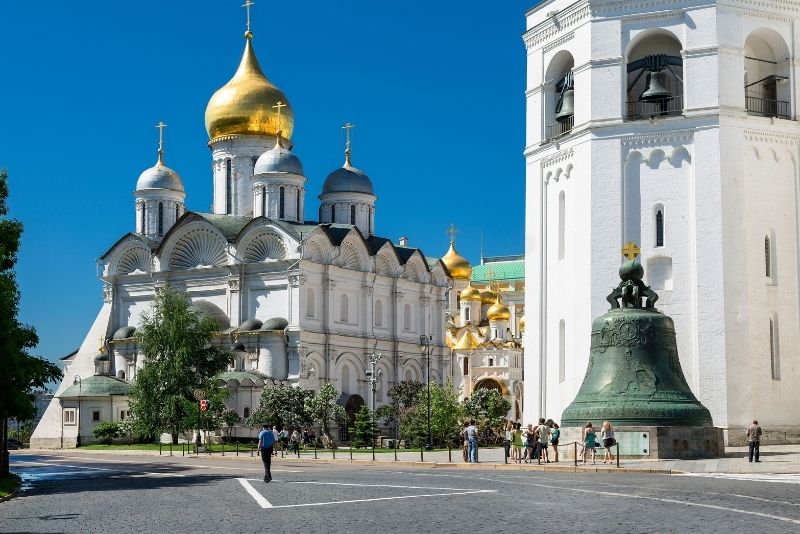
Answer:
[1,448,799,533]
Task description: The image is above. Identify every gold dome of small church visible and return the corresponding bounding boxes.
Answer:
[487,293,511,321]
[441,240,472,280]
[205,31,294,142]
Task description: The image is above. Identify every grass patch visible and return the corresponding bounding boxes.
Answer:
[0,474,20,498]
[80,443,164,451]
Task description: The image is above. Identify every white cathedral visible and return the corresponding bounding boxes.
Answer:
[32,24,455,448]
[523,0,799,445]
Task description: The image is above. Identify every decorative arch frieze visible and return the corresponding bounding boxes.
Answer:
[168,227,228,271]
[243,232,287,263]
[116,246,152,275]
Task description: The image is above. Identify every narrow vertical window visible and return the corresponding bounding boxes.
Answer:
[559,319,566,383]
[279,186,285,218]
[558,191,565,259]
[225,159,232,214]
[340,294,349,323]
[261,186,266,217]
[656,210,664,247]
[296,189,301,221]
[157,202,164,235]
[464,307,470,321]
[770,316,780,380]
[331,204,336,223]
[305,288,315,318]
[403,304,412,330]
[140,204,146,233]
[374,300,383,326]
[368,207,373,235]
[463,357,469,376]
[350,205,356,225]
[765,236,771,278]
[175,204,180,222]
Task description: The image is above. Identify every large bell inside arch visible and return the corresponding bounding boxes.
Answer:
[555,89,575,122]
[561,260,713,427]
[640,70,672,101]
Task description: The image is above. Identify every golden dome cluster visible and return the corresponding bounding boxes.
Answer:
[487,293,511,321]
[459,283,481,301]
[441,241,472,280]
[205,33,294,143]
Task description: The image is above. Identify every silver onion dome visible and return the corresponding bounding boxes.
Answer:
[322,165,374,195]
[136,162,184,192]
[254,144,304,175]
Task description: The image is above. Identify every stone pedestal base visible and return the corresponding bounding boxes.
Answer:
[558,426,724,459]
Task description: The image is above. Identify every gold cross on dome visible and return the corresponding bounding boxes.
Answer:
[486,267,499,291]
[622,241,640,260]
[273,101,286,134]
[342,122,355,151]
[242,1,255,33]
[447,224,458,243]
[155,121,167,162]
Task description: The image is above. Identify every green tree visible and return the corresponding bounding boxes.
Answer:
[221,408,242,442]
[93,422,121,445]
[304,383,346,445]
[248,383,311,429]
[375,379,424,432]
[463,388,511,434]
[181,385,230,436]
[0,169,62,475]
[127,287,232,444]
[349,405,377,448]
[398,381,464,448]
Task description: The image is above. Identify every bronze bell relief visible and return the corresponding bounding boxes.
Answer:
[640,70,672,102]
[561,259,714,427]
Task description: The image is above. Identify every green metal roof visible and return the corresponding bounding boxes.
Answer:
[60,375,132,398]
[471,260,525,282]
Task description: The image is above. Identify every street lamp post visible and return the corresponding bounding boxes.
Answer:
[418,335,433,450]
[73,376,82,447]
[366,352,382,449]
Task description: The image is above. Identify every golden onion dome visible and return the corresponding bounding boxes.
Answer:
[441,241,472,280]
[519,315,526,332]
[205,32,294,143]
[480,288,497,304]
[487,293,511,322]
[459,283,481,301]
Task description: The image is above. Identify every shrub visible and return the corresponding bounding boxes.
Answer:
[93,421,121,444]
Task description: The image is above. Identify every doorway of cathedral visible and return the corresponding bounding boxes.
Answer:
[337,393,365,442]
[474,378,504,394]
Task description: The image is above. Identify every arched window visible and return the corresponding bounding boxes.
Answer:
[261,186,266,217]
[744,30,792,119]
[770,315,780,380]
[559,319,566,383]
[331,204,336,223]
[305,288,315,318]
[558,191,565,259]
[765,235,772,278]
[545,50,575,139]
[175,204,180,222]
[463,357,469,376]
[341,365,351,393]
[340,294,349,323]
[279,186,285,219]
[225,159,233,214]
[140,203,146,233]
[243,407,250,418]
[464,306,470,321]
[374,300,383,327]
[403,303,411,331]
[350,205,356,225]
[296,189,301,221]
[656,209,664,247]
[626,33,684,120]
[157,202,164,235]
[368,207,373,235]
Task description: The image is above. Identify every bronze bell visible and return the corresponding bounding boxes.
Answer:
[561,260,714,427]
[555,89,575,123]
[640,71,672,102]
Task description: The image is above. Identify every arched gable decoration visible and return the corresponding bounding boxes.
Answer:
[244,232,287,263]
[117,246,152,275]
[169,227,228,270]
[374,242,402,277]
[403,251,429,283]
[302,228,335,263]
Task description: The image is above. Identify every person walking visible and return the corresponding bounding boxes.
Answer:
[462,421,470,462]
[503,422,513,463]
[601,421,615,464]
[537,418,551,463]
[512,423,524,463]
[582,422,598,464]
[258,423,275,482]
[550,421,561,462]
[747,420,762,462]
[466,420,479,463]
[524,423,538,463]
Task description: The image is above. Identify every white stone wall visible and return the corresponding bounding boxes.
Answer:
[210,136,276,216]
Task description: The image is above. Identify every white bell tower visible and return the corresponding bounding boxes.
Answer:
[524,0,800,443]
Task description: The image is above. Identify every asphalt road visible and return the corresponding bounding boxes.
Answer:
[1,451,799,533]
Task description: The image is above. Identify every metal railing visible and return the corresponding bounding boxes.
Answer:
[546,115,574,140]
[626,95,683,120]
[746,96,791,119]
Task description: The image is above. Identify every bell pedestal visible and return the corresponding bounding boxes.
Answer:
[557,425,724,460]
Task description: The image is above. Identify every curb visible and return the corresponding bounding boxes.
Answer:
[0,475,22,504]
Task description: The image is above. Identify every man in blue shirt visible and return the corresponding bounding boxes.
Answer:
[258,423,275,482]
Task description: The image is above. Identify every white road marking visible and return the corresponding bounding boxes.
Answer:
[260,490,496,509]
[680,473,800,485]
[238,478,273,508]
[396,471,800,526]
[39,455,300,473]
[289,481,477,491]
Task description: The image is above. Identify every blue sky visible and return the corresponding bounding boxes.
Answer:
[1,0,534,364]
